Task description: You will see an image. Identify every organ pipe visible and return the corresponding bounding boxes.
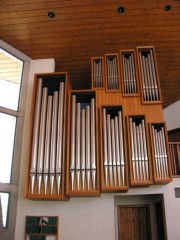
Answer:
[37,87,48,194]
[30,78,43,194]
[81,109,86,190]
[49,91,58,194]
[56,82,65,194]
[43,95,52,194]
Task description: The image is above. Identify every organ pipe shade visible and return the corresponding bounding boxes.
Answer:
[69,94,97,192]
[138,49,160,102]
[102,108,126,188]
[129,116,150,183]
[29,78,66,196]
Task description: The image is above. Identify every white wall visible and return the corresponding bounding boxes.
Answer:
[163,100,180,131]
[15,59,180,240]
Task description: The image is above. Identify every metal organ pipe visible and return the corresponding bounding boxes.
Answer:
[76,102,81,190]
[43,95,52,194]
[49,91,58,194]
[70,95,76,190]
[114,116,121,186]
[103,108,108,186]
[91,98,96,190]
[86,105,91,190]
[56,82,65,194]
[37,87,48,194]
[111,119,117,186]
[30,78,43,194]
[81,109,86,190]
[107,114,113,186]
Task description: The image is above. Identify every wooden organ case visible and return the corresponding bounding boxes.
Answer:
[25,46,172,200]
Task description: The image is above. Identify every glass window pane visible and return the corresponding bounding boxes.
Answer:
[0,192,9,228]
[0,48,23,110]
[0,113,16,183]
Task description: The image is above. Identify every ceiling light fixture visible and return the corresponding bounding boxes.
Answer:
[164,5,172,11]
[48,12,55,19]
[117,6,125,14]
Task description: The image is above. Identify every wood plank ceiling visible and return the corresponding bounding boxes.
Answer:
[0,0,179,108]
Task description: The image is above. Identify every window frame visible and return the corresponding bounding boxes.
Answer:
[0,39,31,239]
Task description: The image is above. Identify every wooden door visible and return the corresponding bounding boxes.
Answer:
[118,205,151,240]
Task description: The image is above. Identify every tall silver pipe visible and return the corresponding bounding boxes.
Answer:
[91,98,96,190]
[127,57,131,93]
[111,119,117,186]
[128,56,133,93]
[122,55,127,93]
[81,109,86,190]
[131,53,137,93]
[157,130,164,178]
[150,49,159,100]
[91,98,96,169]
[152,126,160,178]
[86,105,91,190]
[147,54,155,101]
[37,87,48,194]
[70,95,76,190]
[154,128,162,178]
[142,120,149,180]
[115,116,121,186]
[30,78,42,194]
[144,56,153,101]
[76,103,81,170]
[118,111,125,185]
[49,91,58,194]
[130,117,136,181]
[139,123,146,181]
[139,53,147,101]
[136,124,142,181]
[56,82,65,194]
[161,127,169,176]
[142,55,150,101]
[125,57,129,93]
[43,95,52,194]
[133,121,139,181]
[103,108,108,186]
[70,95,76,170]
[108,58,112,90]
[75,103,81,190]
[115,56,119,89]
[107,114,113,186]
[159,129,167,177]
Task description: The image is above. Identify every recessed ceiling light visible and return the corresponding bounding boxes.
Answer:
[117,6,125,14]
[164,5,172,11]
[48,12,55,19]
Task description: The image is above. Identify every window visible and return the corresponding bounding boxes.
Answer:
[0,40,31,239]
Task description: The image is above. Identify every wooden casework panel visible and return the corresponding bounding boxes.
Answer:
[66,90,100,196]
[99,106,129,192]
[136,46,162,104]
[25,72,70,200]
[126,115,153,186]
[91,57,105,90]
[149,122,172,183]
[119,49,140,97]
[104,53,121,92]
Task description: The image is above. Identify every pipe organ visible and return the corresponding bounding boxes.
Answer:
[25,46,172,200]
